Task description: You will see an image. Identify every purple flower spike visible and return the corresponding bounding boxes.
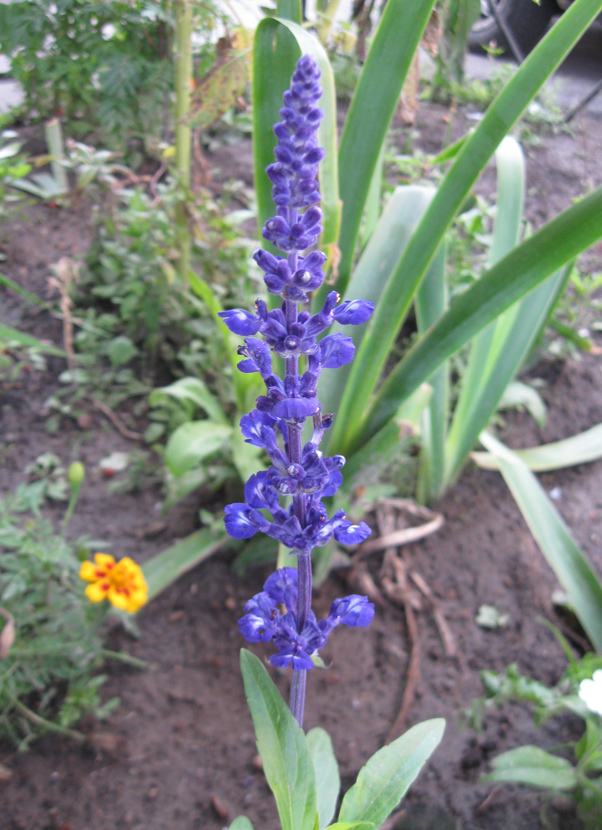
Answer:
[220,55,375,725]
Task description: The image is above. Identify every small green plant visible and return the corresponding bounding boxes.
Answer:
[0,0,226,157]
[74,181,256,393]
[475,649,602,828]
[0,480,123,748]
[0,130,31,228]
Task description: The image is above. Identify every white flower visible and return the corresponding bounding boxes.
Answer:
[101,23,116,40]
[579,670,602,717]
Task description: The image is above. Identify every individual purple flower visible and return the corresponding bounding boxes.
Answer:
[218,308,261,336]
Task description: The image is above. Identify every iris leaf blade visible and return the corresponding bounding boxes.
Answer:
[330,0,602,453]
[347,185,602,455]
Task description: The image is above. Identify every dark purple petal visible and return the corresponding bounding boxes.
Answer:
[224,504,270,539]
[272,396,320,422]
[238,592,278,642]
[264,568,298,610]
[333,520,372,546]
[318,334,355,369]
[332,299,375,326]
[218,309,261,336]
[240,410,277,447]
[329,595,375,627]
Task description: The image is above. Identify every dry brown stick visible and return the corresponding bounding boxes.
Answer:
[89,398,143,441]
[410,570,457,658]
[374,506,422,745]
[385,576,421,745]
[358,512,444,557]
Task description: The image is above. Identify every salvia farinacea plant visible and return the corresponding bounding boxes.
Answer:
[219,54,375,726]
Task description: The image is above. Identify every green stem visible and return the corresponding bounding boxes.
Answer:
[61,491,78,534]
[174,0,193,282]
[100,648,153,670]
[9,695,86,744]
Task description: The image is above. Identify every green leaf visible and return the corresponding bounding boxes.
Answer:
[332,0,602,452]
[498,381,547,428]
[0,323,65,357]
[229,818,254,830]
[342,384,432,489]
[320,185,435,425]
[0,272,46,306]
[143,528,234,600]
[479,431,602,653]
[164,421,232,477]
[188,269,260,413]
[333,0,437,292]
[349,185,602,456]
[338,719,445,827]
[306,728,340,830]
[414,237,447,504]
[107,335,137,367]
[485,746,578,790]
[472,422,602,472]
[326,824,373,830]
[150,377,228,425]
[253,19,339,247]
[240,650,319,830]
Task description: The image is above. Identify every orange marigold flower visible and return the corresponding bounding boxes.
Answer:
[79,553,147,613]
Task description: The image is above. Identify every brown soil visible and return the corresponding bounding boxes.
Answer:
[1,100,602,830]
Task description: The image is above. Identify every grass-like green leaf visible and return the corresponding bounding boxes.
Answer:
[0,323,65,357]
[479,431,602,652]
[338,719,445,827]
[240,650,319,830]
[484,746,578,790]
[333,0,437,292]
[414,238,447,504]
[320,186,434,427]
[332,0,602,451]
[347,185,602,456]
[306,727,340,829]
[143,528,234,600]
[472,422,602,472]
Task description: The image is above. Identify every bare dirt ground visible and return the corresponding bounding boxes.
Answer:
[1,95,602,830]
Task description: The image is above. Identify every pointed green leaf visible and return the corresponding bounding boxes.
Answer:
[306,728,340,829]
[188,269,261,412]
[479,431,602,652]
[253,19,339,247]
[164,421,232,477]
[338,719,445,827]
[0,323,65,357]
[240,650,319,830]
[485,746,578,790]
[472,422,602,472]
[333,0,437,292]
[348,185,602,456]
[326,824,373,830]
[143,528,234,600]
[415,239,448,504]
[320,185,434,427]
[332,0,602,450]
[150,377,228,425]
[229,818,254,830]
